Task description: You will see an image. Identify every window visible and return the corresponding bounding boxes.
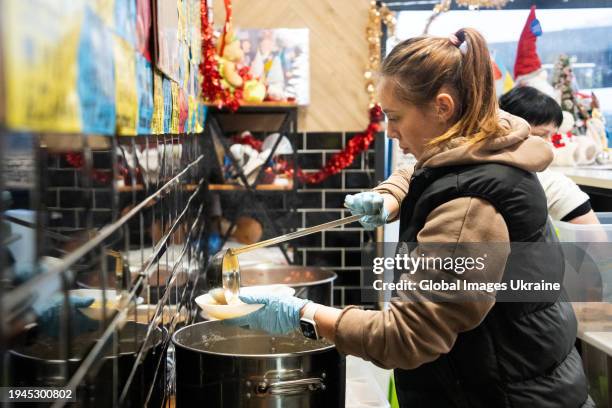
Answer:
[389,5,612,132]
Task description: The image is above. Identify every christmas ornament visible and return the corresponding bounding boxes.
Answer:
[512,6,559,101]
[552,54,590,133]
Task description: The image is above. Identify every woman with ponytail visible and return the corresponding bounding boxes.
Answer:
[228,28,592,407]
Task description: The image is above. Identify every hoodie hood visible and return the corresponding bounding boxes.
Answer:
[417,110,553,173]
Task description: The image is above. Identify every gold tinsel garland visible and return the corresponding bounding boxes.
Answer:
[365,1,396,108]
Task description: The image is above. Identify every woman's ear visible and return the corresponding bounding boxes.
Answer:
[435,92,456,123]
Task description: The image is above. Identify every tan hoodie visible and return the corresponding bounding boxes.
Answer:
[333,111,554,369]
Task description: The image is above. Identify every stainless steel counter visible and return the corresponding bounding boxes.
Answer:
[552,165,612,190]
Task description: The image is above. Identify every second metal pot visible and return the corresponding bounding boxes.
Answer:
[9,321,167,408]
[239,265,337,306]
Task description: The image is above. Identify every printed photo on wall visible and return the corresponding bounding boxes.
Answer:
[236,28,310,105]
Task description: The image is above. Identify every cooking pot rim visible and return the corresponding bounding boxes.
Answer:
[9,322,167,363]
[171,321,336,358]
[241,267,337,287]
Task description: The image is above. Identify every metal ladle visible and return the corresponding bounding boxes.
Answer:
[207,214,363,303]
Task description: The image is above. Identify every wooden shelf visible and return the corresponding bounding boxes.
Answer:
[207,181,293,191]
[117,184,145,193]
[204,101,298,109]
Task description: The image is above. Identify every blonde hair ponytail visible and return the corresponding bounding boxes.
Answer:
[381,28,505,147]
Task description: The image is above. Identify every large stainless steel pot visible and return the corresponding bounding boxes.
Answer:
[9,321,166,408]
[172,321,345,408]
[240,265,337,306]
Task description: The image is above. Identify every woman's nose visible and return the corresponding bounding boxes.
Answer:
[386,128,399,140]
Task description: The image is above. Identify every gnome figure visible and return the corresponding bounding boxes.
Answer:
[513,6,560,102]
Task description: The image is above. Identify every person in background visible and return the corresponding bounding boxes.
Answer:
[499,86,600,225]
[228,28,592,407]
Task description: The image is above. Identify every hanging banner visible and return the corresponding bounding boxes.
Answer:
[171,81,180,134]
[114,36,138,135]
[178,88,188,133]
[187,95,196,134]
[2,1,83,132]
[114,0,137,46]
[178,0,187,44]
[151,70,164,134]
[195,104,207,134]
[178,41,189,90]
[136,55,153,134]
[162,77,173,133]
[136,0,152,61]
[154,0,180,82]
[187,0,202,64]
[85,0,114,26]
[78,5,116,135]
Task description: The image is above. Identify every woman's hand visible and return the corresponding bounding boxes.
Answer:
[224,294,310,334]
[344,192,390,230]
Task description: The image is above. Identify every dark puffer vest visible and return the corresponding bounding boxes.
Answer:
[394,163,590,408]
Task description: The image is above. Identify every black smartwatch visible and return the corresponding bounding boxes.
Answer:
[299,303,319,340]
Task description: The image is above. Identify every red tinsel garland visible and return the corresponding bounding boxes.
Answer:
[199,0,247,112]
[296,105,383,184]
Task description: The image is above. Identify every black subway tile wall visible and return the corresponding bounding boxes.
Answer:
[291,131,378,308]
[46,148,114,233]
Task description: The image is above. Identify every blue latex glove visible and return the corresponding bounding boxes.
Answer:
[224,294,310,335]
[34,295,99,338]
[344,192,389,230]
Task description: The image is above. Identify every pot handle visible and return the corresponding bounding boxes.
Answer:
[256,377,325,395]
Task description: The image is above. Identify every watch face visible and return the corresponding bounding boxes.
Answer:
[300,320,318,340]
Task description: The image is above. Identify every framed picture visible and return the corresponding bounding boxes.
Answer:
[236,28,310,105]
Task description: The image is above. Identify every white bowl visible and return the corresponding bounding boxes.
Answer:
[194,284,295,320]
[70,289,143,320]
[240,284,295,298]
